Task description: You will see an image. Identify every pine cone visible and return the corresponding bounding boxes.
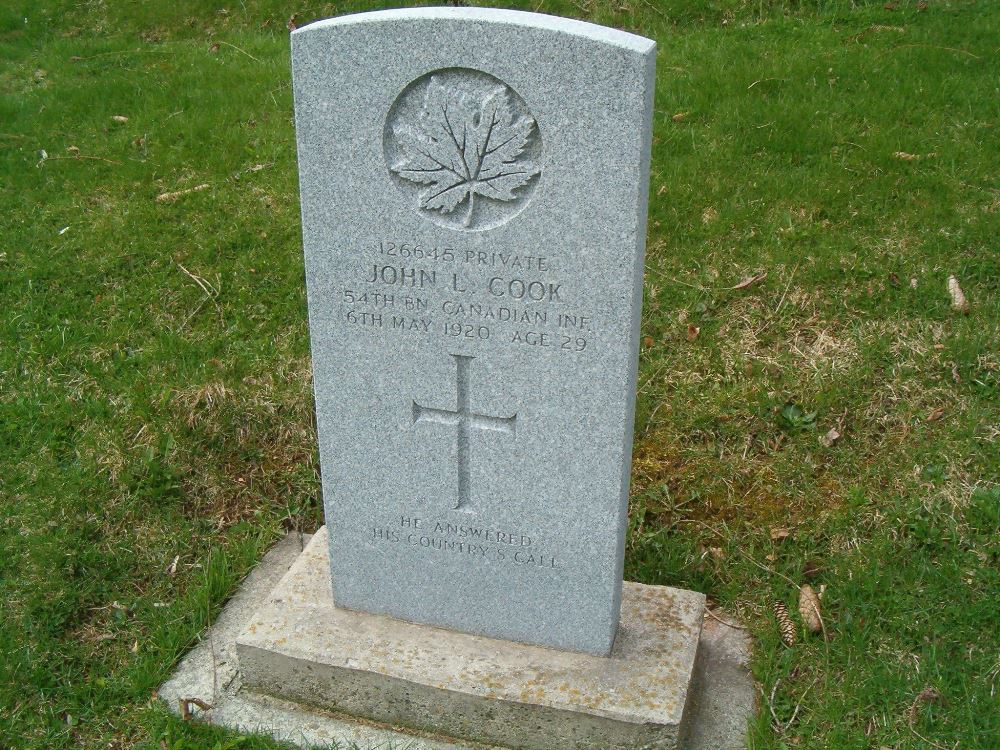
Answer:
[798,584,823,634]
[774,601,797,647]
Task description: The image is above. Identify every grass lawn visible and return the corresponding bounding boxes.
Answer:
[1,0,997,748]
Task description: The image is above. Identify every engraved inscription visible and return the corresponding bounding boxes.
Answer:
[370,516,559,571]
[341,239,598,354]
[410,354,516,511]
[384,68,542,231]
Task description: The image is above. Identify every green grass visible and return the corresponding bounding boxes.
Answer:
[1,1,997,748]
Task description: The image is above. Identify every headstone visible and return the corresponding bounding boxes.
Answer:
[292,6,656,656]
[223,9,726,749]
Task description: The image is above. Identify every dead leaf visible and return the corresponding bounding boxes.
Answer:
[907,686,943,725]
[130,639,139,653]
[770,527,791,542]
[111,115,129,123]
[156,184,210,203]
[209,42,220,53]
[686,324,700,342]
[642,335,654,348]
[821,427,841,447]
[909,277,918,289]
[926,407,945,423]
[798,584,823,634]
[730,272,767,290]
[287,13,298,31]
[671,111,689,122]
[947,275,969,313]
[166,555,179,577]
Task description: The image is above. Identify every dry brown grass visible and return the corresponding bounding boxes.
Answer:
[169,357,317,526]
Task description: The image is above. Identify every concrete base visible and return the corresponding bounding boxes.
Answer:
[237,527,704,750]
[159,530,754,750]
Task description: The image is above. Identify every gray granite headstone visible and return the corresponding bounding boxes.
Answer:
[292,8,655,656]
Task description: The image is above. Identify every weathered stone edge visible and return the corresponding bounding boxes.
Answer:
[237,640,682,750]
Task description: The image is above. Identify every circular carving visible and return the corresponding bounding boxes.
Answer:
[384,68,542,232]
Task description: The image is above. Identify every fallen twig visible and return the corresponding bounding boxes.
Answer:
[765,675,820,735]
[772,262,800,316]
[179,697,212,719]
[706,608,747,630]
[217,40,262,63]
[177,262,224,330]
[908,725,951,750]
[890,43,980,59]
[785,676,821,732]
[748,78,788,89]
[38,155,121,166]
[766,679,783,731]
[736,547,801,589]
[156,184,209,203]
[638,0,667,17]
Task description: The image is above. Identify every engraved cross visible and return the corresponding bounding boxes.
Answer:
[411,354,517,511]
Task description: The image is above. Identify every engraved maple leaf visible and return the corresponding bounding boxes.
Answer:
[391,77,540,228]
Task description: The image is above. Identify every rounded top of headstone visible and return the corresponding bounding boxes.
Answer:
[291,7,656,56]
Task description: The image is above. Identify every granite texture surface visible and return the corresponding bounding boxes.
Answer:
[292,7,656,655]
[236,527,706,750]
